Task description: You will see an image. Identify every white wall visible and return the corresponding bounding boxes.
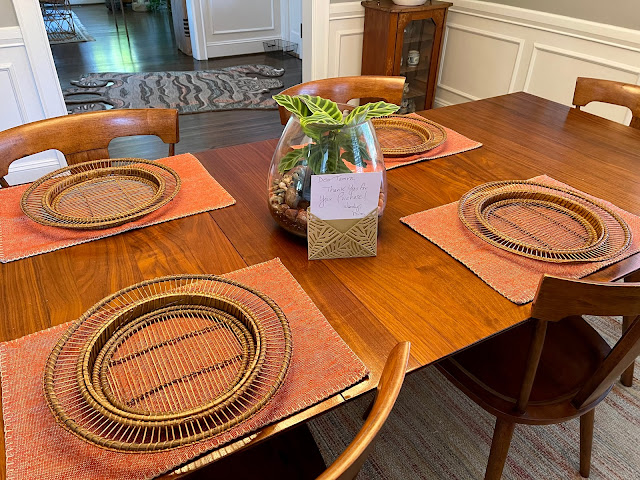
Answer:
[305,0,640,127]
[476,0,640,31]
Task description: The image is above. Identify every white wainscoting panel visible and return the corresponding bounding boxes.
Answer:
[326,1,364,78]
[0,62,26,130]
[308,0,640,127]
[203,0,282,57]
[524,44,640,124]
[438,24,524,101]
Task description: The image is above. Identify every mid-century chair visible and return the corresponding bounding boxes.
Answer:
[573,77,640,386]
[572,77,640,129]
[173,342,410,480]
[436,276,640,479]
[0,108,179,187]
[278,76,406,125]
[317,341,410,480]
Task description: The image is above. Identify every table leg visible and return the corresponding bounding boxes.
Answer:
[622,272,640,387]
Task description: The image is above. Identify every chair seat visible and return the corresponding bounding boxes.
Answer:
[437,316,611,424]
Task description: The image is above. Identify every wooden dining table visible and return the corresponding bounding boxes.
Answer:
[1,91,639,478]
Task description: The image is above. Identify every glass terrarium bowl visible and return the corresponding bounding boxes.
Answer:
[268,111,387,237]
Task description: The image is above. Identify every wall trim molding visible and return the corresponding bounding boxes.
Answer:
[0,62,28,124]
[9,157,60,174]
[0,26,22,43]
[440,22,525,94]
[523,42,640,93]
[329,1,364,21]
[450,0,640,51]
[4,156,63,186]
[433,97,454,109]
[436,83,480,102]
[207,35,281,48]
[332,28,364,77]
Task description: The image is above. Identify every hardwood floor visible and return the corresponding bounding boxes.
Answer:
[51,5,302,159]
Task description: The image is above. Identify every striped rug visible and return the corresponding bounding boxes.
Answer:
[309,315,640,479]
[62,65,284,114]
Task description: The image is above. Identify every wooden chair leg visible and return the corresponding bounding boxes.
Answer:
[484,418,515,480]
[580,409,595,478]
[621,315,636,387]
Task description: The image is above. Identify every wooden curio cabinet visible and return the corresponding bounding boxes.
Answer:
[361,0,452,112]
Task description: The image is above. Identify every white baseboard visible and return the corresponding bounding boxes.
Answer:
[206,36,281,58]
[4,153,64,186]
[433,96,454,109]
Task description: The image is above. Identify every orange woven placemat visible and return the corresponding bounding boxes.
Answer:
[0,258,368,480]
[0,154,235,263]
[401,175,640,304]
[384,114,482,170]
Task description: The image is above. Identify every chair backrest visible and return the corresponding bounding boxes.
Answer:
[278,76,406,125]
[0,108,179,187]
[316,341,410,480]
[572,77,640,129]
[529,276,640,410]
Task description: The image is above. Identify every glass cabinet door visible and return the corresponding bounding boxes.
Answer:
[398,18,436,113]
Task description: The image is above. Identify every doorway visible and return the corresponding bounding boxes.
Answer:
[49,2,180,100]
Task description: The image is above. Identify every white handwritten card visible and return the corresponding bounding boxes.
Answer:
[310,172,383,220]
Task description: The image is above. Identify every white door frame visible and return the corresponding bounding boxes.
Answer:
[186,0,208,60]
[12,0,67,119]
[302,0,330,82]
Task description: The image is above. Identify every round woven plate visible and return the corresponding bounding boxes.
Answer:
[458,180,632,263]
[44,275,292,452]
[21,158,181,230]
[372,115,447,156]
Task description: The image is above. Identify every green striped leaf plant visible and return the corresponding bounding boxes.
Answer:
[273,94,399,175]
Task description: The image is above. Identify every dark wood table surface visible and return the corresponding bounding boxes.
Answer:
[1,92,640,478]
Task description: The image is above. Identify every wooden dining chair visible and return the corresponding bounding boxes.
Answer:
[572,77,640,129]
[317,341,410,480]
[0,108,179,187]
[169,342,411,480]
[278,76,406,125]
[436,276,640,480]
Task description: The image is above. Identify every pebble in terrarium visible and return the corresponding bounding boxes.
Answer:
[269,94,399,237]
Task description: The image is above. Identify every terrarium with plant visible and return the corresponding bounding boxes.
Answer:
[268,94,399,237]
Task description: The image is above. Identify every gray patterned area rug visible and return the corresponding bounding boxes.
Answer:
[63,64,285,114]
[309,315,640,479]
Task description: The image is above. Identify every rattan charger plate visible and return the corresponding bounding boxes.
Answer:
[44,275,292,452]
[458,180,632,263]
[372,115,447,156]
[21,158,181,230]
